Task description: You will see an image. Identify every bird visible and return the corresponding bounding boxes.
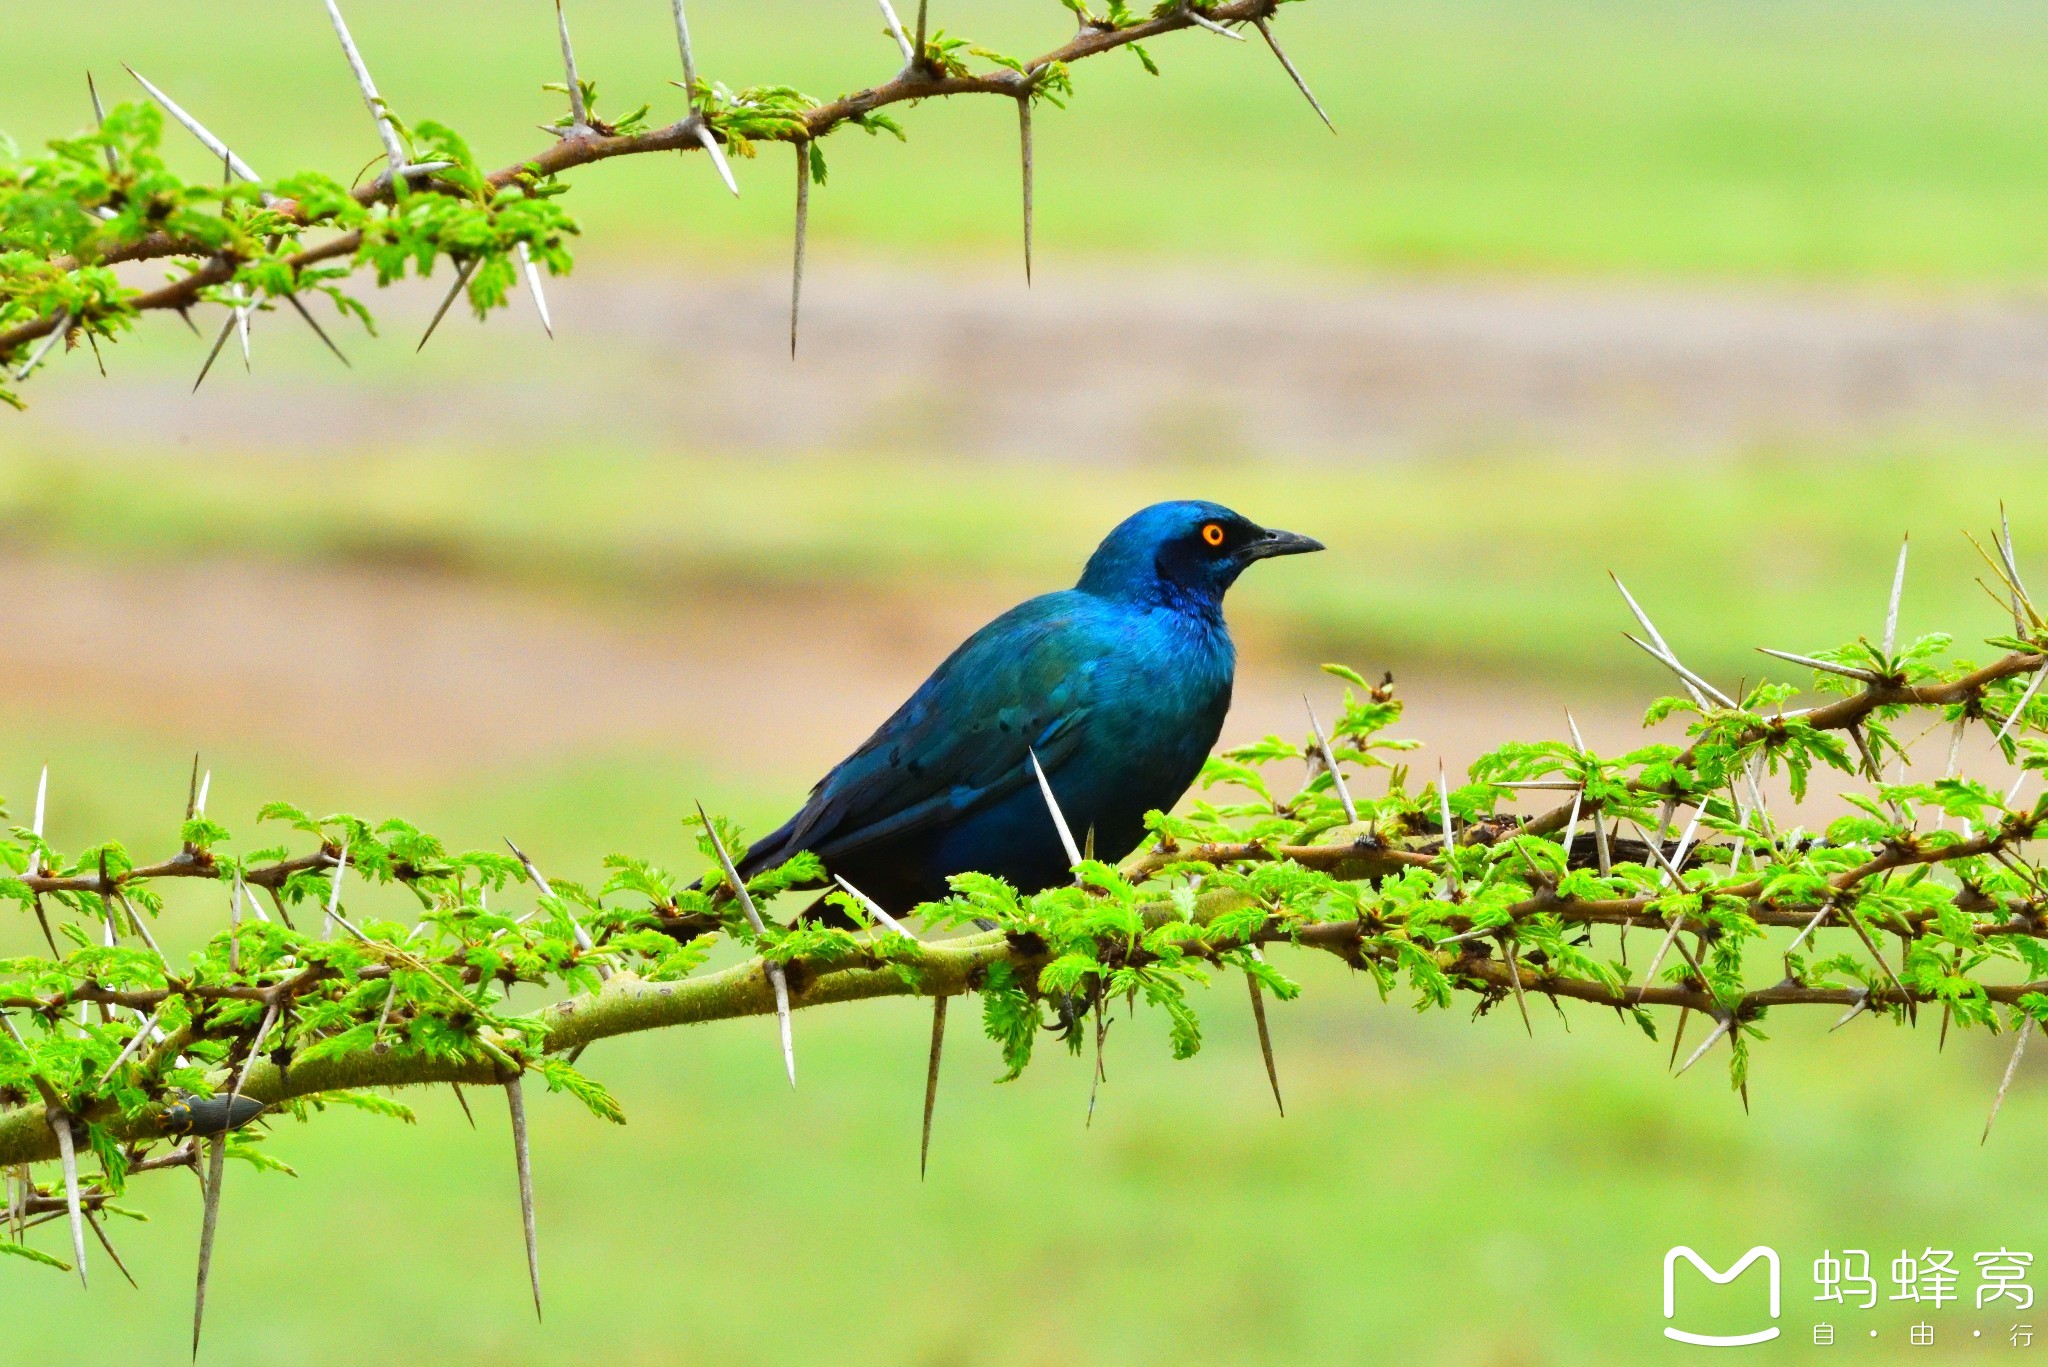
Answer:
[736,500,1324,916]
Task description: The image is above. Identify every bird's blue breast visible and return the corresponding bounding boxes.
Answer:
[923,592,1234,892]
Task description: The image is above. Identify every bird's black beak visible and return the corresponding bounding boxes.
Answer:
[1240,526,1325,563]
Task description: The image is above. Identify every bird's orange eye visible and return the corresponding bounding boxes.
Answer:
[1201,522,1226,547]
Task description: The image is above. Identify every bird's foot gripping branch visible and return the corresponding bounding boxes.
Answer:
[9,528,2048,1335]
[0,0,1330,405]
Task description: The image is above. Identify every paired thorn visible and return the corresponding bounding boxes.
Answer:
[1497,935,1534,1036]
[1028,747,1083,873]
[1246,953,1285,1114]
[554,0,588,131]
[1672,1014,1735,1079]
[191,1133,226,1356]
[124,66,260,182]
[1252,17,1333,132]
[98,1010,160,1085]
[1622,632,1735,709]
[1303,695,1357,823]
[1983,1014,2035,1145]
[1183,5,1246,41]
[87,72,119,172]
[1017,96,1034,286]
[1756,647,1880,684]
[514,243,554,339]
[48,1110,88,1289]
[790,140,809,359]
[671,0,699,107]
[876,0,915,63]
[1993,666,2047,747]
[231,1001,279,1101]
[322,0,407,175]
[1435,760,1459,899]
[284,291,351,366]
[1613,575,1727,707]
[85,1207,138,1290]
[1884,535,1909,656]
[921,995,947,1178]
[505,1077,542,1321]
[323,837,350,939]
[691,119,740,197]
[833,875,917,939]
[1830,990,1871,1032]
[12,312,70,382]
[696,804,796,1086]
[192,306,244,392]
[416,257,478,351]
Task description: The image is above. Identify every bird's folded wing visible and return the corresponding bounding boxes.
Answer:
[774,597,1107,865]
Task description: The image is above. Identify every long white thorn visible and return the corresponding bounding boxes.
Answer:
[283,291,351,366]
[1184,5,1246,40]
[506,1077,542,1320]
[1830,991,1871,1031]
[49,1111,88,1288]
[790,140,809,359]
[27,764,48,876]
[1623,632,1736,709]
[876,0,915,62]
[692,120,739,196]
[505,838,597,959]
[696,803,795,1086]
[671,0,699,107]
[1246,967,1286,1110]
[1556,783,1584,866]
[1983,1014,2034,1145]
[323,838,350,939]
[230,1001,278,1101]
[11,313,69,381]
[88,71,119,171]
[98,1010,160,1085]
[193,1133,226,1356]
[1252,16,1334,132]
[514,243,553,338]
[233,293,252,370]
[554,0,588,130]
[1757,647,1880,684]
[1673,1014,1735,1078]
[416,257,477,351]
[1436,760,1459,899]
[1028,748,1083,872]
[226,872,244,974]
[1017,96,1034,286]
[834,875,918,940]
[322,0,407,173]
[192,308,239,392]
[1613,575,1711,706]
[1994,666,2047,746]
[1884,535,1909,656]
[921,995,946,1177]
[1303,695,1357,823]
[123,66,259,181]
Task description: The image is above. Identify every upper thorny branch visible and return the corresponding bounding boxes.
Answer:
[0,0,1328,405]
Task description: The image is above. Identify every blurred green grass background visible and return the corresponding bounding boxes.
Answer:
[9,1,2048,1363]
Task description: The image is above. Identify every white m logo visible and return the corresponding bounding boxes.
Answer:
[1663,1246,1781,1347]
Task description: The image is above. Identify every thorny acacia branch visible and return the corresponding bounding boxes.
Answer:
[0,0,1328,392]
[7,526,2048,1325]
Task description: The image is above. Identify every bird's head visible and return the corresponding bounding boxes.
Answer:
[1076,500,1324,608]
